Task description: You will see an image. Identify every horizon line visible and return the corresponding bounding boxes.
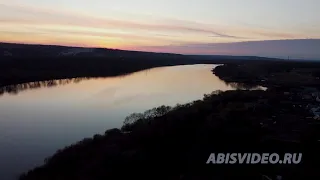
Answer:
[2,39,320,60]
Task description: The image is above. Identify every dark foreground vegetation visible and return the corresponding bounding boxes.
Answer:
[19,88,320,180]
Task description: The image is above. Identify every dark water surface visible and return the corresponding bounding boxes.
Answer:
[0,64,245,179]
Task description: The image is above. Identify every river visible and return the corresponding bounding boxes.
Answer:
[0,64,243,179]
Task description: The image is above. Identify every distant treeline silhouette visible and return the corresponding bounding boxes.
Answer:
[0,42,293,88]
[0,56,217,87]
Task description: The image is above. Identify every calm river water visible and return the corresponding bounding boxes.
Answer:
[0,64,245,179]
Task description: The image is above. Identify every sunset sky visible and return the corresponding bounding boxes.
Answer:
[0,0,319,56]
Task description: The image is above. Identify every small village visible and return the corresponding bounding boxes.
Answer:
[282,87,320,120]
[257,86,320,144]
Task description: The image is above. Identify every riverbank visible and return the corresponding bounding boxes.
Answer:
[0,56,218,87]
[0,42,285,87]
[213,61,320,89]
[19,88,320,180]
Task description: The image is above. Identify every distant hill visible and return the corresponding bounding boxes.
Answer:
[0,42,183,59]
[6,42,318,63]
[0,42,289,64]
[2,40,320,62]
[137,39,320,61]
[187,55,281,61]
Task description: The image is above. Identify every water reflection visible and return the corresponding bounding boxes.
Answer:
[0,68,266,97]
[0,78,93,96]
[0,68,166,97]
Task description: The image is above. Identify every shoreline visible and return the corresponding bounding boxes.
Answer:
[0,56,218,87]
[19,61,320,180]
[213,62,320,89]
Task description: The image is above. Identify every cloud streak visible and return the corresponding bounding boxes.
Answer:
[0,3,239,39]
[0,2,318,49]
